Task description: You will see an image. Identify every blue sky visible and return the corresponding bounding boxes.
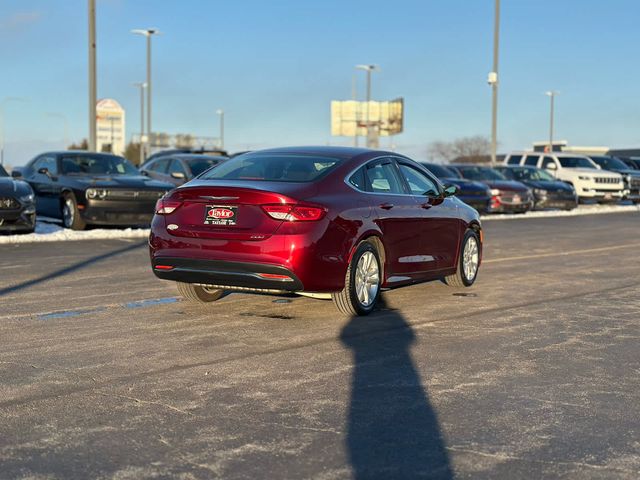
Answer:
[1,0,640,165]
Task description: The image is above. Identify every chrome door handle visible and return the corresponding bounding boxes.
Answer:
[379,203,394,210]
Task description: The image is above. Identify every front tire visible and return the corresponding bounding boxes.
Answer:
[176,282,224,303]
[444,229,481,287]
[62,193,86,230]
[332,242,381,316]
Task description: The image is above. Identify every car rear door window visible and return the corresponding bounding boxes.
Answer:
[542,156,557,169]
[507,155,522,165]
[397,164,439,196]
[365,162,404,194]
[150,159,169,173]
[169,159,187,176]
[524,155,539,166]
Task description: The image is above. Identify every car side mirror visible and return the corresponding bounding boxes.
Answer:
[546,163,557,170]
[37,167,49,175]
[171,171,186,179]
[443,184,459,197]
[11,169,23,178]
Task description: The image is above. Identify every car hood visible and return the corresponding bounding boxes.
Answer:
[66,174,173,189]
[522,180,574,191]
[570,167,614,176]
[481,180,530,192]
[0,177,33,197]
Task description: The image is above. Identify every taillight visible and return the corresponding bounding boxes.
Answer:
[155,198,181,215]
[262,204,326,221]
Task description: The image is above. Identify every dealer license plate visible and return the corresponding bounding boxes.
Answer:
[204,205,238,226]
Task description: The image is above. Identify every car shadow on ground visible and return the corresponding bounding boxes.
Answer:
[0,240,147,297]
[340,299,453,479]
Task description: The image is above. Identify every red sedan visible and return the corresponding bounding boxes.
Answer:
[149,147,482,315]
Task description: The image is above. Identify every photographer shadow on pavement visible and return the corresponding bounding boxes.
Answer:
[340,298,453,479]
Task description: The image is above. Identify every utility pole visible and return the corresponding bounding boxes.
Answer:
[545,91,559,152]
[133,82,146,164]
[352,72,358,147]
[488,0,500,166]
[355,64,379,148]
[132,29,160,158]
[88,0,97,151]
[216,109,224,150]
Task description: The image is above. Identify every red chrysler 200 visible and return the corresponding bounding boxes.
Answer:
[149,147,483,316]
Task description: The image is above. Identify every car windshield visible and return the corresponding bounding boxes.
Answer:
[185,157,224,177]
[590,156,629,170]
[200,154,340,182]
[456,166,506,181]
[422,163,459,179]
[0,165,8,177]
[504,167,556,182]
[60,155,139,175]
[558,157,597,169]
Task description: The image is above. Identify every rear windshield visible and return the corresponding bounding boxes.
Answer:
[0,165,8,177]
[456,166,506,181]
[422,163,458,179]
[200,154,340,182]
[60,155,139,175]
[186,157,223,177]
[558,157,597,169]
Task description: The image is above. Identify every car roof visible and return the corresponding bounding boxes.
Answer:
[151,154,228,162]
[40,150,125,159]
[244,146,387,161]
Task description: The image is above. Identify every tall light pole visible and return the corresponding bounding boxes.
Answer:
[88,0,97,151]
[45,112,70,147]
[0,97,28,165]
[216,109,224,150]
[355,64,379,148]
[545,91,559,153]
[133,82,147,164]
[132,28,160,156]
[488,0,500,166]
[351,72,358,147]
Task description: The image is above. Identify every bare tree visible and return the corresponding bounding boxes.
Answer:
[426,136,492,164]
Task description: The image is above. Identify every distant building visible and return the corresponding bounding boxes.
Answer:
[96,99,125,156]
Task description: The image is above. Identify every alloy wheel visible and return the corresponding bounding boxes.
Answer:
[354,251,380,307]
[463,236,479,282]
[62,198,74,228]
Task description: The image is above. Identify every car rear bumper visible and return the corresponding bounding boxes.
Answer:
[151,257,304,293]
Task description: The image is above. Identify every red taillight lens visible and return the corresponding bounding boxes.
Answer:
[155,198,181,215]
[262,204,326,222]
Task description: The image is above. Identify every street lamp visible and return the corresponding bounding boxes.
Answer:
[545,91,559,153]
[133,82,147,164]
[0,97,28,165]
[488,0,500,166]
[44,112,70,148]
[355,64,380,148]
[216,109,224,150]
[88,0,97,151]
[131,28,161,152]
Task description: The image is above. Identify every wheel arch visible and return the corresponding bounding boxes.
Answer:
[346,232,387,285]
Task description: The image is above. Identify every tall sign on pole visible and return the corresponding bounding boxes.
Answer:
[88,0,97,152]
[331,98,404,144]
[489,0,500,166]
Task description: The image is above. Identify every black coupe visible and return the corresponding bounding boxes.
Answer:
[13,151,174,230]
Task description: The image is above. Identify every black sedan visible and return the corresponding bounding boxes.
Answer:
[0,164,36,233]
[140,154,228,186]
[494,165,577,210]
[421,162,492,213]
[14,151,173,230]
[448,164,534,214]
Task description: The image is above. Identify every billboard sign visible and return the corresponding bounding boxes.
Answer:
[331,97,403,137]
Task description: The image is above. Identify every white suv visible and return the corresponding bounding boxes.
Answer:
[504,152,624,202]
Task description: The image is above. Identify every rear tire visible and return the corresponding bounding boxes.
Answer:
[444,229,480,287]
[176,282,224,303]
[332,242,381,316]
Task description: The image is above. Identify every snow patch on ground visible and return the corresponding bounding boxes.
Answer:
[481,204,640,221]
[0,220,149,244]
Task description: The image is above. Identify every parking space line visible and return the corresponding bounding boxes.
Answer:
[484,242,640,264]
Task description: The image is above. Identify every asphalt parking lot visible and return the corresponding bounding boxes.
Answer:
[1,212,639,479]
